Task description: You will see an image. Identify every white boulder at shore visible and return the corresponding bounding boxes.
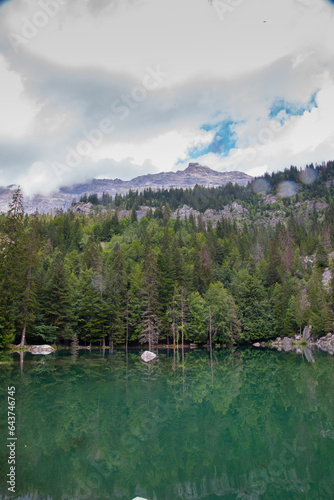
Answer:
[141,351,157,362]
[29,345,55,355]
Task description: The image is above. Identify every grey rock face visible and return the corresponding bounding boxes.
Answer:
[270,330,334,359]
[71,202,95,215]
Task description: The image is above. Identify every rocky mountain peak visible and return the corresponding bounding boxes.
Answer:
[184,163,214,175]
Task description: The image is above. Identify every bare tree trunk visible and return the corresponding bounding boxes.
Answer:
[176,321,179,351]
[209,306,213,352]
[125,291,130,352]
[126,320,129,352]
[20,323,26,347]
[20,263,32,346]
[148,318,152,352]
[181,292,184,349]
[210,348,214,388]
[181,292,185,365]
[172,294,176,347]
[209,306,214,387]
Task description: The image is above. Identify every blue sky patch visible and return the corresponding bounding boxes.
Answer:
[269,92,318,124]
[178,120,238,165]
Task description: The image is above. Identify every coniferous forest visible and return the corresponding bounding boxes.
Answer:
[1,161,334,350]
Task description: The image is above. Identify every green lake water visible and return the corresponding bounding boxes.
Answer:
[0,347,334,500]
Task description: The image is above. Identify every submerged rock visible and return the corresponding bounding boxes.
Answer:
[141,351,157,362]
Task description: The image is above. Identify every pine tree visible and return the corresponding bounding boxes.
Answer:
[192,236,211,294]
[19,213,40,346]
[157,227,175,326]
[267,235,284,285]
[103,245,127,345]
[272,280,296,337]
[237,274,274,342]
[0,188,25,346]
[43,249,72,342]
[139,245,161,350]
[279,229,295,272]
[74,269,107,345]
[205,282,240,344]
[131,206,138,223]
[307,268,331,337]
[188,291,207,343]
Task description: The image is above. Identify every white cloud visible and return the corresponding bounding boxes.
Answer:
[93,129,214,174]
[0,0,334,193]
[0,55,37,138]
[214,79,334,175]
[18,161,53,197]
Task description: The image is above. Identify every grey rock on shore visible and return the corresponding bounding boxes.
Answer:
[270,332,334,358]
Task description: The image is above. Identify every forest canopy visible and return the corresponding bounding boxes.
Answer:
[1,161,334,349]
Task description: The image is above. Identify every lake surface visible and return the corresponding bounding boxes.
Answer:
[0,347,334,500]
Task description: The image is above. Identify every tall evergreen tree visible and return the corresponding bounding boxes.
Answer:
[0,188,25,346]
[103,245,127,345]
[307,268,331,337]
[139,245,161,350]
[266,235,284,286]
[74,268,107,345]
[43,249,72,342]
[19,213,40,346]
[205,282,240,344]
[237,274,274,342]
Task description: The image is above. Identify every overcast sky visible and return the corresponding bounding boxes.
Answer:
[0,0,334,195]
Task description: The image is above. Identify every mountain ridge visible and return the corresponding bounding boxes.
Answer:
[0,163,252,214]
